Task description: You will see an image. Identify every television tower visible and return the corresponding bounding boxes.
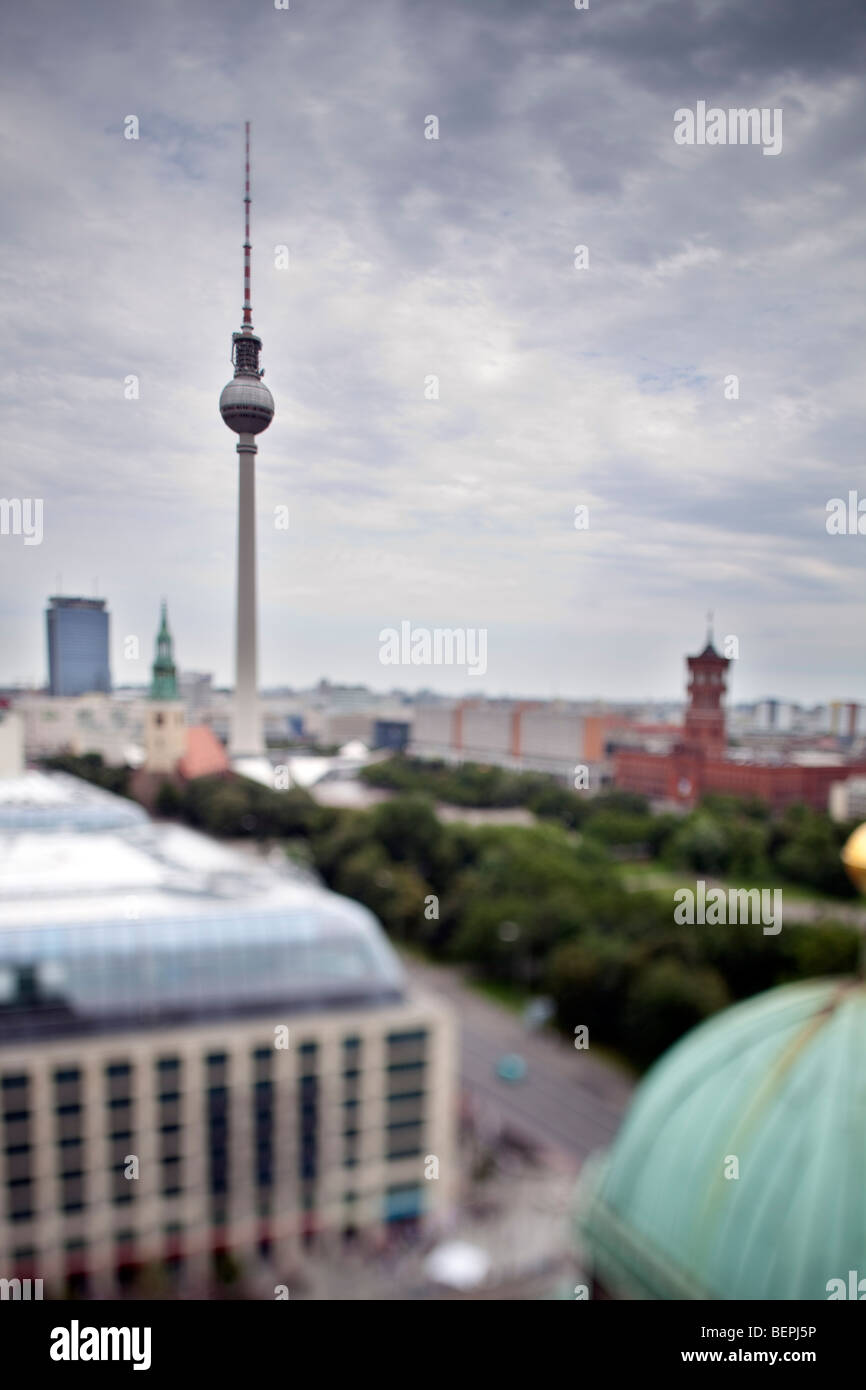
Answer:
[219,121,274,759]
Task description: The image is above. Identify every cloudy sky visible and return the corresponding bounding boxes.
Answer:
[1,0,864,703]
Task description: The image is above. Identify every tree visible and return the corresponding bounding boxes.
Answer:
[546,935,634,1047]
[368,794,449,885]
[667,812,732,876]
[775,814,856,897]
[622,958,730,1069]
[331,843,430,940]
[155,781,182,816]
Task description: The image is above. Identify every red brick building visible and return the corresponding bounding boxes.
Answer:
[614,630,866,812]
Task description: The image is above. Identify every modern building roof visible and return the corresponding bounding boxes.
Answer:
[576,977,866,1300]
[0,813,405,1041]
[0,770,147,832]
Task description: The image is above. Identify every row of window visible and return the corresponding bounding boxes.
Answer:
[1,1034,427,1108]
[8,1181,426,1285]
[2,1037,428,1220]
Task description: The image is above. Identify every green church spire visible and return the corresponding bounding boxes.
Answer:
[150,600,178,700]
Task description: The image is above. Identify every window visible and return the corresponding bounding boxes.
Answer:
[161,1157,182,1197]
[61,1174,86,1213]
[2,1073,30,1102]
[384,1183,423,1223]
[111,1166,134,1206]
[253,1047,272,1083]
[160,1130,182,1160]
[387,1096,425,1126]
[386,1030,428,1068]
[7,1177,34,1222]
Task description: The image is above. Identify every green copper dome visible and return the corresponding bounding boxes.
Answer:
[576,977,866,1300]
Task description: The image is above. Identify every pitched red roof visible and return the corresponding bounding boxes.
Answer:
[177,725,230,780]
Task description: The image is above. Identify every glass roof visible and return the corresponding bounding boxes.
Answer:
[0,813,405,1034]
[0,771,147,832]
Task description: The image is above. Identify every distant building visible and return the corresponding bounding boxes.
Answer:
[143,604,186,775]
[614,626,866,811]
[178,672,213,724]
[14,693,145,765]
[46,597,110,696]
[829,700,862,743]
[829,776,866,823]
[0,707,23,779]
[372,719,412,753]
[681,632,730,757]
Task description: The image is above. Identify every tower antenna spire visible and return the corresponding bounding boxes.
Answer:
[243,120,252,331]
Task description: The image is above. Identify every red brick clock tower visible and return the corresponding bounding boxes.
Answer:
[682,616,729,757]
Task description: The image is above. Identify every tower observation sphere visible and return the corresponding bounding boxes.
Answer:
[219,366,274,435]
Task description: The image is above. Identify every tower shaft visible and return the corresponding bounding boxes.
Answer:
[230,436,263,757]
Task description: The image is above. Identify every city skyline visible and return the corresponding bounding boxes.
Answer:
[6,598,864,714]
[1,0,864,703]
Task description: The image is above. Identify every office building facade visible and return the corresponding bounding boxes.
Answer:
[46,598,110,697]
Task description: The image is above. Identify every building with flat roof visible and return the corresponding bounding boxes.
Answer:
[46,598,110,697]
[0,707,24,780]
[14,692,145,765]
[0,779,456,1297]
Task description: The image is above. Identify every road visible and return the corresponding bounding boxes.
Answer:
[404,956,634,1166]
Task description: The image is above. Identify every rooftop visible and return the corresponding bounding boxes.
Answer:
[0,771,147,832]
[0,790,405,1040]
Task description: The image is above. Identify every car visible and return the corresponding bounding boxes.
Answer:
[495,1053,527,1082]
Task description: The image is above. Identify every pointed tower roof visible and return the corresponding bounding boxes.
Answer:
[150,600,179,701]
[693,610,726,662]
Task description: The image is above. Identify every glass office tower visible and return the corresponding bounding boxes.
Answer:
[46,597,110,696]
